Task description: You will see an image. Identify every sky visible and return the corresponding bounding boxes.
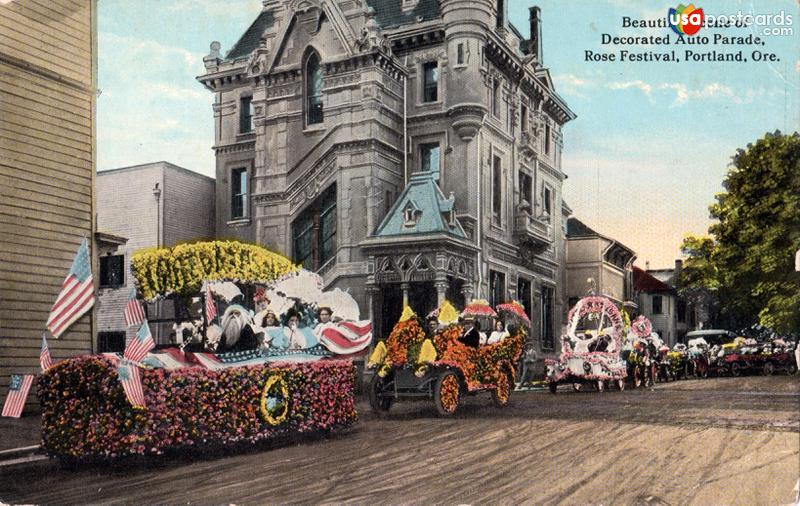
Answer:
[97,0,800,269]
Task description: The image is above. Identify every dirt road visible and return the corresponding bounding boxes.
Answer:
[0,375,797,505]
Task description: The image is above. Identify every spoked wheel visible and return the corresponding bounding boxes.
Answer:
[731,362,742,377]
[368,374,393,414]
[787,362,798,375]
[434,371,461,417]
[492,370,513,407]
[596,380,605,393]
[617,379,626,391]
[762,361,775,376]
[548,381,558,394]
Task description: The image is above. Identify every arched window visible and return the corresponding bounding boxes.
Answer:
[305,51,323,125]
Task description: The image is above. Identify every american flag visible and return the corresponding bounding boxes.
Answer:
[124,320,155,363]
[46,238,95,338]
[117,360,146,408]
[124,287,145,327]
[40,334,53,372]
[205,283,217,323]
[2,374,34,418]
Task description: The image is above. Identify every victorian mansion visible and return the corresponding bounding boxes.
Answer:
[198,0,575,355]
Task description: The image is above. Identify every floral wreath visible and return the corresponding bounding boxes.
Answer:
[564,296,624,351]
[260,374,290,426]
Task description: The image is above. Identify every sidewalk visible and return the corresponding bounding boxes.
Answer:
[0,415,40,452]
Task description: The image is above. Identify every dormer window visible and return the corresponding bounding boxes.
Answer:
[403,203,420,227]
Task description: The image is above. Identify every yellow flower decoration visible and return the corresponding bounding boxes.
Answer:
[437,300,459,325]
[398,304,415,322]
[367,341,387,369]
[260,374,290,426]
[416,339,437,364]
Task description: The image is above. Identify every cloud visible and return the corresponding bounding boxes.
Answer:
[165,0,262,18]
[151,82,207,101]
[555,73,591,87]
[607,80,653,95]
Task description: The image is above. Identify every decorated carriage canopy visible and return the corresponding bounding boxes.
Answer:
[562,296,625,354]
[130,242,372,360]
[367,302,524,391]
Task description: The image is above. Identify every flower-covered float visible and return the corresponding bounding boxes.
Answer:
[546,296,627,393]
[366,301,524,417]
[620,315,657,388]
[38,241,368,461]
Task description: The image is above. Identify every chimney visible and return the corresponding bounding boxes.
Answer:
[674,259,683,285]
[529,6,542,64]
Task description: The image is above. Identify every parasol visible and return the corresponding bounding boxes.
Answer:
[461,299,497,318]
[315,288,361,321]
[496,300,531,326]
[268,269,324,301]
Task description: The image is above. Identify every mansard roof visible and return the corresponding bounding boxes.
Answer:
[365,0,440,28]
[226,10,276,61]
[372,172,466,239]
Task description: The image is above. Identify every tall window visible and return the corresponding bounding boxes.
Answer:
[541,286,555,350]
[231,168,248,219]
[240,96,253,133]
[420,142,440,180]
[519,172,532,209]
[543,186,552,216]
[306,51,323,125]
[652,295,663,314]
[492,78,501,117]
[489,270,505,307]
[517,278,532,323]
[545,123,551,154]
[520,104,528,133]
[457,43,465,65]
[99,255,124,287]
[677,300,686,323]
[292,184,337,271]
[423,61,438,102]
[492,155,502,225]
[496,0,505,28]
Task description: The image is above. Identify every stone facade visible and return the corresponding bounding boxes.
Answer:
[199,0,575,356]
[96,162,215,348]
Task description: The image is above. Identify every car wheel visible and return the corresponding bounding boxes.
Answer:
[368,374,393,414]
[492,370,513,407]
[434,371,460,417]
[762,362,775,376]
[731,362,742,377]
[548,381,558,394]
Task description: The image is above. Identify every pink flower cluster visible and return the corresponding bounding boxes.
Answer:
[37,356,358,460]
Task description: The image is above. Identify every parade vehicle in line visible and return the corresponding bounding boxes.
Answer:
[367,301,524,417]
[712,337,798,377]
[546,296,627,393]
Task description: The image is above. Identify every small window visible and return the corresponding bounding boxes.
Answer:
[517,278,533,323]
[457,43,465,65]
[98,331,126,353]
[541,285,555,350]
[384,190,394,216]
[652,295,663,314]
[231,168,248,220]
[420,142,440,180]
[240,96,253,133]
[492,155,502,225]
[545,123,551,154]
[423,61,438,102]
[99,255,124,287]
[677,300,686,323]
[404,206,416,226]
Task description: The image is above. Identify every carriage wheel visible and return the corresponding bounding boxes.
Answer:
[368,374,393,414]
[596,380,605,393]
[492,370,513,407]
[548,381,558,394]
[787,362,798,375]
[434,371,460,417]
[633,369,642,388]
[617,379,626,391]
[731,362,742,377]
[762,361,775,376]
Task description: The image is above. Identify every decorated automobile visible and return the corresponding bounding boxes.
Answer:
[366,301,524,417]
[546,296,627,393]
[38,241,367,461]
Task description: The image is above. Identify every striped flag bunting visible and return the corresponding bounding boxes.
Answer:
[124,320,155,363]
[47,238,95,338]
[117,360,146,408]
[2,374,34,418]
[40,334,53,372]
[205,282,217,323]
[124,287,146,327]
[315,320,373,355]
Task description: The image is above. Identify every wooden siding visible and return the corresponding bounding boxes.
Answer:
[0,0,96,407]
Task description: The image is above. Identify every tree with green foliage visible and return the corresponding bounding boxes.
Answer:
[680,131,800,335]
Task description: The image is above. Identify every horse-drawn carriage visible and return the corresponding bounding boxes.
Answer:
[367,302,524,416]
[546,296,627,393]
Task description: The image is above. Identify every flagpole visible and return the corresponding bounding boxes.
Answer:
[202,283,208,349]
